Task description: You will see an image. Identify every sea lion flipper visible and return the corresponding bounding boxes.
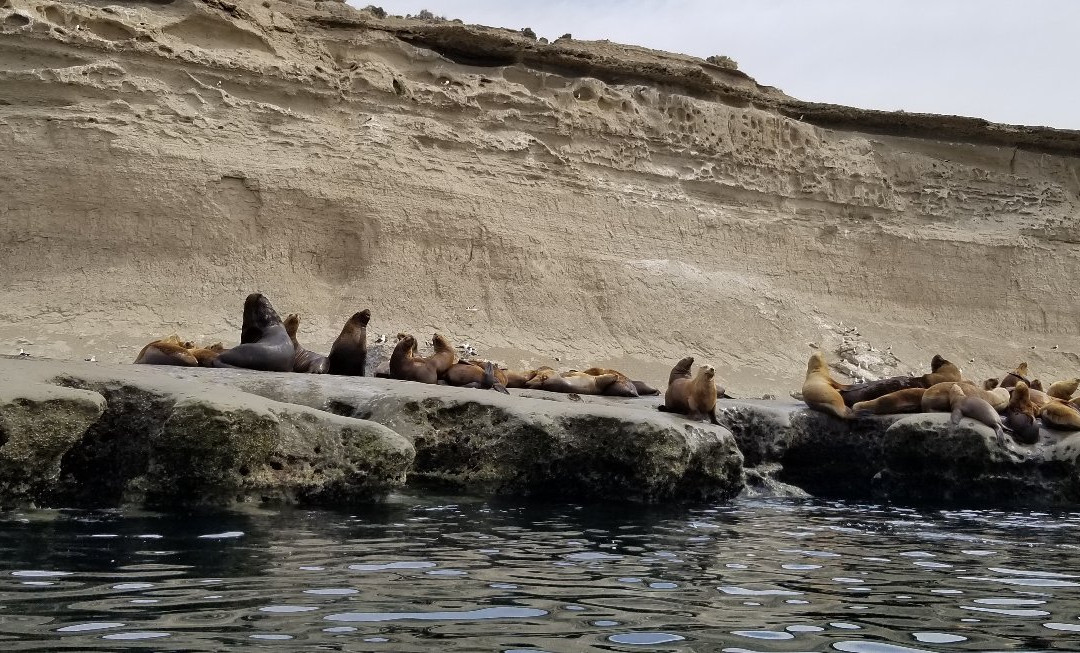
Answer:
[709,408,720,426]
[950,407,963,426]
[493,383,509,395]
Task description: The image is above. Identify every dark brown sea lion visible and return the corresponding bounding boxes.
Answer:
[283,313,329,374]
[839,355,961,406]
[213,293,295,372]
[389,334,437,384]
[801,352,850,419]
[582,367,639,397]
[632,380,660,396]
[134,337,198,366]
[1003,381,1040,444]
[1031,379,1045,391]
[1000,362,1030,389]
[983,378,1000,390]
[327,310,371,376]
[852,388,926,416]
[949,383,1005,443]
[660,362,719,424]
[374,333,409,378]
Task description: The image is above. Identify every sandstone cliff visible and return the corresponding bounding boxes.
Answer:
[2,0,1079,394]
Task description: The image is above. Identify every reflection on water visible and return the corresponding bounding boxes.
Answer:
[1,496,1079,651]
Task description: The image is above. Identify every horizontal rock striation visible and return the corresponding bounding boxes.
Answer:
[1,0,1079,394]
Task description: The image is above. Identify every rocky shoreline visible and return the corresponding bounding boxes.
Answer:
[2,356,1079,511]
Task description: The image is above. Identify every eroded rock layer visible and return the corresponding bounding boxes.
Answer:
[2,0,1080,393]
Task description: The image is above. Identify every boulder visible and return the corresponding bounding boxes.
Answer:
[0,381,105,507]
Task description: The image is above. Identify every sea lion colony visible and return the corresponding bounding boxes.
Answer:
[135,293,1080,436]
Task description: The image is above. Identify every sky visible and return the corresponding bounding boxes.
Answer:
[351,0,1079,130]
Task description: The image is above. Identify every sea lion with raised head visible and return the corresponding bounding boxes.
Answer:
[802,352,851,419]
[389,334,437,384]
[1000,363,1030,389]
[213,293,295,372]
[660,362,720,424]
[374,333,410,378]
[851,388,926,416]
[283,313,329,374]
[1003,381,1040,444]
[1047,378,1080,400]
[429,333,457,378]
[948,383,1005,443]
[327,310,371,376]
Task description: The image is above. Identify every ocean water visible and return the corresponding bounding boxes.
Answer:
[1,495,1078,651]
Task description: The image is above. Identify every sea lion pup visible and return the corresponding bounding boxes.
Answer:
[660,363,720,425]
[327,310,371,376]
[188,342,225,367]
[921,381,1009,412]
[427,333,457,378]
[213,293,295,372]
[134,338,199,366]
[582,367,639,397]
[283,313,329,374]
[389,334,438,384]
[999,362,1030,389]
[525,367,619,394]
[983,378,1000,390]
[802,352,851,419]
[852,388,926,416]
[1040,401,1080,431]
[1048,378,1080,400]
[504,369,537,388]
[948,383,1005,443]
[1003,381,1040,444]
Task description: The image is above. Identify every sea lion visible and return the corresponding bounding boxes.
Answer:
[1048,378,1080,400]
[134,338,198,366]
[470,361,510,394]
[921,381,1009,412]
[948,383,1005,443]
[1031,379,1045,391]
[660,362,720,424]
[1040,401,1080,431]
[852,388,926,416]
[802,352,851,419]
[582,367,639,397]
[429,333,457,378]
[1000,363,1030,389]
[526,367,619,394]
[1003,381,1040,444]
[326,310,371,376]
[374,333,410,378]
[504,369,537,388]
[445,360,508,387]
[389,334,437,384]
[838,354,959,407]
[213,293,295,372]
[283,313,329,374]
[924,355,963,386]
[188,342,224,367]
[632,380,660,396]
[983,378,1000,390]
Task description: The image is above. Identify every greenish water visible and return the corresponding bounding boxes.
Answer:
[1,495,1078,651]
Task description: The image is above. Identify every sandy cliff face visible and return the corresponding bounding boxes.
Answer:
[2,0,1080,394]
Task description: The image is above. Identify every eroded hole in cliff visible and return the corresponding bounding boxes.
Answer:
[5,12,30,27]
[396,37,517,68]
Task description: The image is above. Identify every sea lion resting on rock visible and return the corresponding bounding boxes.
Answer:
[327,310,371,376]
[504,369,537,388]
[1048,378,1080,400]
[839,354,961,406]
[373,333,410,378]
[999,362,1030,389]
[921,381,1009,412]
[581,367,639,397]
[948,383,1005,443]
[1041,401,1080,430]
[283,313,328,374]
[134,335,198,366]
[389,334,438,384]
[213,293,295,372]
[445,359,508,387]
[525,367,619,394]
[659,356,720,424]
[462,361,510,395]
[802,352,851,419]
[851,388,926,416]
[188,342,224,367]
[1003,381,1040,445]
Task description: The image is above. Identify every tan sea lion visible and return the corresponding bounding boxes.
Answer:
[188,342,224,367]
[1000,363,1030,389]
[283,313,329,374]
[923,355,963,386]
[949,383,1005,443]
[504,369,537,388]
[134,339,199,366]
[445,360,508,387]
[467,361,509,394]
[852,388,926,416]
[660,361,719,424]
[582,367,639,397]
[213,293,295,372]
[429,333,457,378]
[374,333,410,378]
[1040,401,1080,431]
[802,352,851,419]
[327,310,371,376]
[389,334,437,384]
[1048,378,1080,401]
[526,367,619,394]
[922,381,1009,412]
[1003,381,1040,444]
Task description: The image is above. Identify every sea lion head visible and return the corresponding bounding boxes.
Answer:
[1031,379,1044,391]
[207,342,225,353]
[432,333,452,353]
[983,378,1000,390]
[930,354,950,371]
[395,334,417,356]
[948,383,965,405]
[699,364,716,380]
[807,352,828,376]
[243,292,283,330]
[347,310,371,328]
[1010,381,1031,408]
